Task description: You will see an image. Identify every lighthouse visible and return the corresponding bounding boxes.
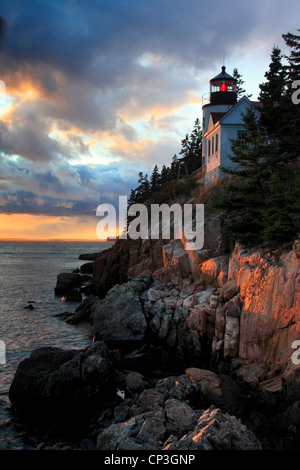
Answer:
[199,65,260,186]
[202,66,237,166]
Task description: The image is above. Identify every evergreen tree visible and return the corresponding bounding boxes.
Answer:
[160,164,170,185]
[169,154,179,180]
[282,29,300,83]
[258,46,287,143]
[262,173,299,248]
[179,118,202,173]
[233,68,252,99]
[282,29,300,163]
[215,106,270,245]
[215,102,299,248]
[150,164,161,193]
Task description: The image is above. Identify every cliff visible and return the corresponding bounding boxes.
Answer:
[10,212,300,450]
[79,216,300,405]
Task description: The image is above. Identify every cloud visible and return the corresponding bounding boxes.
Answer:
[0,154,143,217]
[0,0,299,239]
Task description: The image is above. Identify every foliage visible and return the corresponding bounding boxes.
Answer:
[214,37,300,249]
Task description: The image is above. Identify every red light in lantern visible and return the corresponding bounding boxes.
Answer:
[220,83,227,92]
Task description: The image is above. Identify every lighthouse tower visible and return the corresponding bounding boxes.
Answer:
[202,66,237,165]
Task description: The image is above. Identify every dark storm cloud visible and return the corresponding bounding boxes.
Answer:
[2,0,296,86]
[1,0,297,141]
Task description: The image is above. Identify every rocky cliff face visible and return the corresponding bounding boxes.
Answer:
[12,214,300,450]
[88,220,300,406]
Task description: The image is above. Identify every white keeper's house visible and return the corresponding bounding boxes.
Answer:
[193,66,261,187]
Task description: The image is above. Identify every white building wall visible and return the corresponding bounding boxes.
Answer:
[219,124,245,168]
[202,103,234,164]
[206,129,221,173]
[203,97,260,186]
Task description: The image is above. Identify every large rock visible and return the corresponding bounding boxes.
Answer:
[92,237,168,298]
[185,368,223,407]
[54,272,82,295]
[92,277,149,349]
[9,342,114,419]
[165,406,262,450]
[96,387,261,451]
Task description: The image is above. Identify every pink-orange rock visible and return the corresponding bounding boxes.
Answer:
[185,368,223,405]
[200,256,228,287]
[231,241,300,373]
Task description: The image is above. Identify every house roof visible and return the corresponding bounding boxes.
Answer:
[217,95,260,125]
[204,95,260,137]
[210,112,227,124]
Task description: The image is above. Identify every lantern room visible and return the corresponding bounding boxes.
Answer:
[209,66,237,105]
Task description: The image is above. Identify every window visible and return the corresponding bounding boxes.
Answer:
[215,133,219,152]
[238,130,248,144]
[212,137,214,155]
[208,139,211,157]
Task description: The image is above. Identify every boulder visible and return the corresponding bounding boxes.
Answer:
[162,240,191,280]
[66,295,99,324]
[79,252,100,260]
[93,279,148,350]
[80,262,94,274]
[54,272,82,295]
[200,255,228,287]
[165,406,261,450]
[185,368,223,407]
[165,398,198,436]
[64,289,82,302]
[9,342,114,419]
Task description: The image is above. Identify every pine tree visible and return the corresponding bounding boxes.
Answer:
[150,164,161,193]
[282,29,300,163]
[215,106,270,245]
[262,173,300,248]
[160,164,170,185]
[282,29,300,83]
[179,118,202,174]
[258,46,287,143]
[169,155,179,180]
[233,68,252,99]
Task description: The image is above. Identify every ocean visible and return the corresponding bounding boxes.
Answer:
[0,240,112,449]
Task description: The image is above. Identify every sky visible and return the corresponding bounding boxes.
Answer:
[0,0,299,240]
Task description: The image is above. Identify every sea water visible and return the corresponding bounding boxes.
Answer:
[0,240,112,449]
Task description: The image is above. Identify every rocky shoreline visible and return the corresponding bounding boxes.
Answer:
[7,216,300,450]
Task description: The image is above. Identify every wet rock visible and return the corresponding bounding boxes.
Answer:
[79,252,100,260]
[66,295,98,324]
[80,262,94,274]
[64,289,82,302]
[24,303,34,310]
[54,272,82,295]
